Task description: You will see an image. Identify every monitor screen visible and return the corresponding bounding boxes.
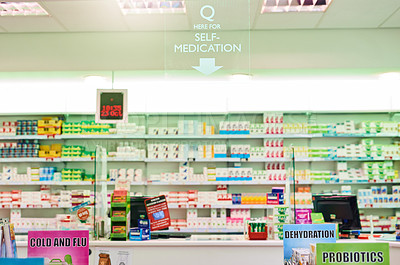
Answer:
[313,195,361,232]
[130,196,151,228]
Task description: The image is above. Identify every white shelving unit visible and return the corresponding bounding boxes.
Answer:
[2,111,400,235]
[1,133,398,140]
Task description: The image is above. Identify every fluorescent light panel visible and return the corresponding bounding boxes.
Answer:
[261,0,332,13]
[117,0,186,14]
[0,2,48,16]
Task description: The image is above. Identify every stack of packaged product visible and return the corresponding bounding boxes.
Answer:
[39,144,62,158]
[359,211,400,232]
[161,186,285,207]
[357,186,400,207]
[0,140,39,158]
[109,168,143,182]
[272,206,290,240]
[147,143,227,160]
[114,123,145,135]
[108,142,146,159]
[148,120,214,135]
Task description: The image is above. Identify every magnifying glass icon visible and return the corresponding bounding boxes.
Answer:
[200,5,215,22]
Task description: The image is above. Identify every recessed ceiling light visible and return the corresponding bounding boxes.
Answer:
[117,0,186,15]
[230,73,253,82]
[0,2,48,16]
[378,72,400,81]
[261,0,333,13]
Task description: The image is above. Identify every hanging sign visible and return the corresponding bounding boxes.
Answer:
[96,89,128,123]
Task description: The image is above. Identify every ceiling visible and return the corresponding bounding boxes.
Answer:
[0,0,399,33]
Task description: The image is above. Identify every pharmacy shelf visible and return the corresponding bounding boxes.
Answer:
[108,181,147,186]
[0,181,93,186]
[296,180,400,185]
[0,206,70,209]
[14,228,92,234]
[0,158,94,163]
[296,157,400,162]
[358,204,400,209]
[0,181,146,186]
[2,157,400,163]
[2,180,398,187]
[148,181,287,185]
[0,135,49,140]
[0,157,144,163]
[154,228,243,234]
[192,158,239,162]
[0,133,398,141]
[145,158,187,162]
[59,134,146,139]
[168,204,313,209]
[107,157,145,162]
[168,204,275,209]
[146,135,264,139]
[360,229,395,233]
[293,205,314,209]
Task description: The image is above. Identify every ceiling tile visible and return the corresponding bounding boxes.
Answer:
[123,14,190,31]
[380,7,400,28]
[318,0,400,28]
[0,17,65,32]
[254,12,324,29]
[42,0,129,31]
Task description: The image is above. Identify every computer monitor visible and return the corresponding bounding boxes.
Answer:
[312,195,361,232]
[130,196,151,228]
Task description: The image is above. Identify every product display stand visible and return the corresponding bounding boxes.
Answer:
[110,192,130,241]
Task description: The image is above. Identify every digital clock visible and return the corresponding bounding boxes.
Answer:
[95,89,128,123]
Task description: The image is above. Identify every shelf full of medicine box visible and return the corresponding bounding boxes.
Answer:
[0,181,147,186]
[0,205,71,209]
[153,228,243,234]
[4,157,400,163]
[1,133,399,141]
[294,180,400,185]
[166,204,313,209]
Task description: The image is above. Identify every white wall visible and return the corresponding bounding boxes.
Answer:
[0,74,399,113]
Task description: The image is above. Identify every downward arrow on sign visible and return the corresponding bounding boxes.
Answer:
[192,58,223,75]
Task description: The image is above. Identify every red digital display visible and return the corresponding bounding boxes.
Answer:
[96,89,127,123]
[100,105,123,118]
[99,92,124,121]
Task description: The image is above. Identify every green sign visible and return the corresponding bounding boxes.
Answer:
[313,243,390,265]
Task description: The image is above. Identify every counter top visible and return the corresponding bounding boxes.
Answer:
[16,237,400,248]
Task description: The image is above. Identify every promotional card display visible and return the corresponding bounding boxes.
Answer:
[130,219,151,241]
[283,224,337,264]
[311,243,390,265]
[28,230,89,265]
[0,258,44,265]
[144,195,171,231]
[0,218,17,258]
[94,248,133,265]
[110,190,130,241]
